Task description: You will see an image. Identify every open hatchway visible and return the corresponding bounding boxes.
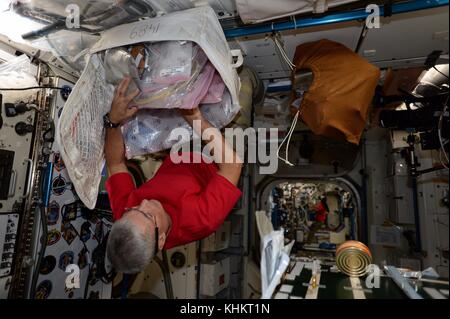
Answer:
[242,123,368,298]
[265,179,361,255]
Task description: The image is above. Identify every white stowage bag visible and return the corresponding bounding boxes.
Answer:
[256,211,294,299]
[57,6,242,209]
[0,55,39,103]
[236,0,359,24]
[57,54,115,209]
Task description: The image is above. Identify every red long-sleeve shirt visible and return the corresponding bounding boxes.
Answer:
[105,153,242,249]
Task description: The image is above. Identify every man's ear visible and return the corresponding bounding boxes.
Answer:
[158,232,166,251]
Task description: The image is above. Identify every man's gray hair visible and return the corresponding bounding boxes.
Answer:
[107,218,156,274]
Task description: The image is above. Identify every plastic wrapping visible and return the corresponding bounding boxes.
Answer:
[28,30,101,72]
[144,41,194,86]
[10,0,158,33]
[256,211,294,299]
[0,54,39,103]
[0,54,35,77]
[1,1,126,72]
[89,6,242,110]
[135,44,213,109]
[0,4,46,47]
[102,47,140,95]
[0,1,196,72]
[261,231,291,299]
[202,72,226,104]
[137,61,215,110]
[101,41,226,106]
[122,90,239,158]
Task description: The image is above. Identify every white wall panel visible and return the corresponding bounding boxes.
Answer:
[230,6,448,79]
[359,7,449,63]
[230,21,362,79]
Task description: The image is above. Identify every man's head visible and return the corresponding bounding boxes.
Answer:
[106,199,168,274]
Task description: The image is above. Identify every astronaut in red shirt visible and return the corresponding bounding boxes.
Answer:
[104,77,243,274]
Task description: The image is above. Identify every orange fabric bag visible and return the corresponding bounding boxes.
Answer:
[291,39,380,144]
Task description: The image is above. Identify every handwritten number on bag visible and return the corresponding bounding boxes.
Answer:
[129,23,160,40]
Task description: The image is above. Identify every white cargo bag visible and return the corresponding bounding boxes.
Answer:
[90,6,242,106]
[236,0,359,24]
[57,6,243,209]
[256,211,294,299]
[57,54,115,209]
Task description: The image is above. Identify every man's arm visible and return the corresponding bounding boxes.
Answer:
[181,108,242,186]
[105,77,139,175]
[105,128,128,175]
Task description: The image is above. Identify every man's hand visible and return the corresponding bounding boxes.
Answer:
[109,77,140,124]
[105,77,139,176]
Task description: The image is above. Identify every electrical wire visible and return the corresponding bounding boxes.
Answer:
[273,42,292,73]
[274,39,295,70]
[277,110,299,166]
[285,111,299,163]
[354,24,369,53]
[278,40,295,69]
[434,66,449,79]
[271,33,296,70]
[0,86,65,91]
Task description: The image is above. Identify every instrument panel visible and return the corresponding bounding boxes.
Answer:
[0,94,37,214]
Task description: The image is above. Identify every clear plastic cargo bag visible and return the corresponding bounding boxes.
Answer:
[135,44,213,109]
[102,47,140,95]
[122,90,239,158]
[202,72,226,104]
[143,41,194,86]
[0,54,39,103]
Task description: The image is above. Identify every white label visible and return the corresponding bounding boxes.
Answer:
[160,66,186,77]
